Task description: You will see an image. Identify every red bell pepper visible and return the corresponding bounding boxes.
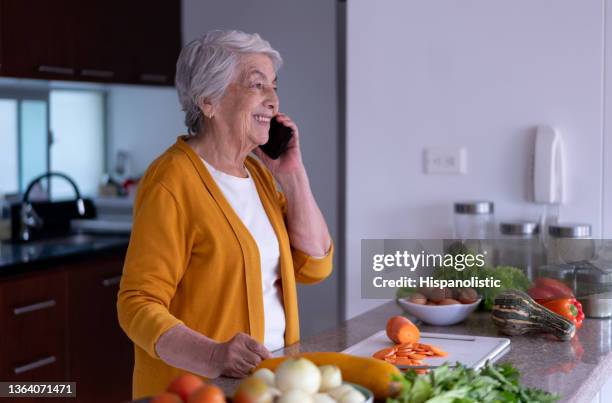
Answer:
[540,297,584,329]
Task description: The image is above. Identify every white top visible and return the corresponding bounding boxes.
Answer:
[201,158,286,351]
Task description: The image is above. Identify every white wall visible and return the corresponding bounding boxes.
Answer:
[106,85,183,176]
[605,0,612,240]
[347,0,608,318]
[107,0,340,337]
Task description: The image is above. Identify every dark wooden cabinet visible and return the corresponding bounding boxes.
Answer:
[0,0,77,80]
[67,254,133,403]
[0,0,181,85]
[123,0,182,86]
[74,1,127,83]
[0,270,67,381]
[0,250,133,403]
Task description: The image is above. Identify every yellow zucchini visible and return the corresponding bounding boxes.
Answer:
[254,352,401,399]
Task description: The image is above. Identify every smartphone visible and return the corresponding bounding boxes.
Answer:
[259,116,293,159]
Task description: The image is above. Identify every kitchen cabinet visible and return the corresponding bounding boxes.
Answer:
[0,0,181,85]
[0,270,68,382]
[0,248,132,402]
[0,0,76,80]
[123,0,182,86]
[67,253,133,403]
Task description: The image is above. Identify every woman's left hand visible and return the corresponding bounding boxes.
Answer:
[253,112,305,180]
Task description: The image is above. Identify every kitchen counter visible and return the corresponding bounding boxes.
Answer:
[0,233,129,276]
[213,301,612,402]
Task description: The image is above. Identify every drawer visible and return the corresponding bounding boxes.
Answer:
[0,270,67,379]
[0,269,66,308]
[3,350,67,381]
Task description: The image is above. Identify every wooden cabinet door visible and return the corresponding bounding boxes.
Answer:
[0,0,77,80]
[127,0,182,85]
[66,252,132,403]
[0,270,67,381]
[0,0,181,85]
[0,0,4,73]
[73,1,128,83]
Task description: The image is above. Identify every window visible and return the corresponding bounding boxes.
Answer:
[0,99,18,194]
[0,87,105,199]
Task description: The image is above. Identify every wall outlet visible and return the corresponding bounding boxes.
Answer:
[424,147,467,174]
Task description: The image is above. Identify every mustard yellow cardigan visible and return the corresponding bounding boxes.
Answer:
[117,136,334,398]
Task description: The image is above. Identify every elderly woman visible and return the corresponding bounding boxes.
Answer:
[117,30,333,398]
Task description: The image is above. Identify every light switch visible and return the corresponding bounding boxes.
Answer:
[424,147,467,174]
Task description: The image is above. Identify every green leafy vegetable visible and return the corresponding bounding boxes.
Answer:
[386,362,558,403]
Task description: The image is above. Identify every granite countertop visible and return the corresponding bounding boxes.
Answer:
[0,233,129,275]
[212,301,612,402]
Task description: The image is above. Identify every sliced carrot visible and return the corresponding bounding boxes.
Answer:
[372,336,448,366]
[373,347,397,360]
[395,357,416,366]
[428,345,448,357]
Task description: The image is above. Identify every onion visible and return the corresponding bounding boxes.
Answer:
[275,358,321,394]
[313,393,336,403]
[252,368,275,387]
[319,365,342,392]
[233,377,275,403]
[277,389,314,403]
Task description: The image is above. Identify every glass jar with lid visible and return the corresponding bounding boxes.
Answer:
[574,261,612,318]
[497,221,544,281]
[453,201,496,265]
[547,223,594,265]
[453,201,495,239]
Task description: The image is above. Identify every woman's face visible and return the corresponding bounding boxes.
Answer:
[212,53,279,149]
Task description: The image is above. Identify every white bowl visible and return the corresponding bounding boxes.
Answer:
[396,297,481,326]
[346,382,374,403]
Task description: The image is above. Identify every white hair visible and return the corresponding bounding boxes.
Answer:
[175,30,283,135]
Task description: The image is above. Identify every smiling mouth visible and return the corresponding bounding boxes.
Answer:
[253,114,272,125]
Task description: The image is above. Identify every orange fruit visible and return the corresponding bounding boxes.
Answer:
[187,384,226,403]
[151,392,183,403]
[166,373,205,402]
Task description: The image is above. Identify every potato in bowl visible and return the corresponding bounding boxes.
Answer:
[397,287,481,326]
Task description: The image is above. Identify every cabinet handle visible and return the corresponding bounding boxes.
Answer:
[102,275,122,287]
[38,65,74,75]
[81,69,115,79]
[14,356,56,375]
[139,73,168,83]
[13,299,56,316]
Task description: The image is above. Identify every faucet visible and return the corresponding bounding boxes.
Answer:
[20,172,87,242]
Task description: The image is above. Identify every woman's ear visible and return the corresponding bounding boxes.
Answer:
[199,101,215,119]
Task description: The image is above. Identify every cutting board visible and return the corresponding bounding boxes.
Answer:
[342,331,510,370]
